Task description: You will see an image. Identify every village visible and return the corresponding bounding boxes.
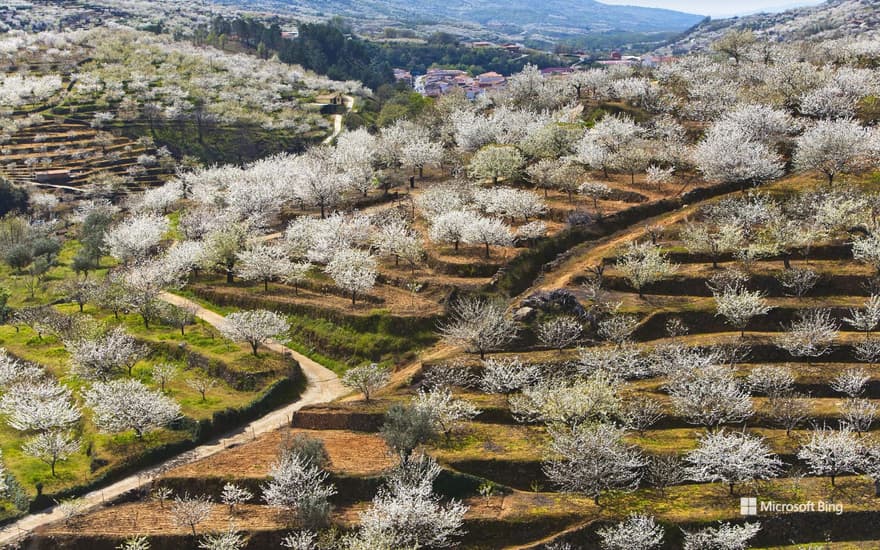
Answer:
[399,41,675,98]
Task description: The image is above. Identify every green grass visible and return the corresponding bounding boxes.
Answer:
[0,238,120,309]
[174,286,429,371]
[283,339,348,374]
[0,236,308,503]
[285,312,430,370]
[0,299,294,501]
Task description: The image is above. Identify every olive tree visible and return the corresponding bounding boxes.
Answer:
[380,404,438,461]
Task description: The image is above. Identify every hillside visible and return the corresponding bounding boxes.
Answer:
[658,0,880,55]
[6,1,880,548]
[221,0,705,43]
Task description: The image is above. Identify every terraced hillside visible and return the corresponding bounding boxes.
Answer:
[0,27,363,197]
[1,118,170,192]
[24,171,880,549]
[5,10,880,549]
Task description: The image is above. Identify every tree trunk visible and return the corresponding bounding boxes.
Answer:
[251,342,259,356]
[264,279,269,291]
[485,242,491,259]
[831,474,836,487]
[352,291,357,306]
[226,270,234,284]
[729,482,735,495]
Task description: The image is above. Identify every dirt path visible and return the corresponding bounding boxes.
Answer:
[321,94,353,146]
[505,519,595,550]
[322,113,343,145]
[0,294,347,547]
[525,198,710,299]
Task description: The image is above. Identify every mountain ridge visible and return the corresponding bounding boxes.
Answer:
[216,0,706,41]
[657,0,880,54]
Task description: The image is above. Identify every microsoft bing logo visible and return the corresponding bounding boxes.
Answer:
[740,497,757,516]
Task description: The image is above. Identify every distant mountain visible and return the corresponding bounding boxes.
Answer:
[221,0,705,41]
[657,0,880,54]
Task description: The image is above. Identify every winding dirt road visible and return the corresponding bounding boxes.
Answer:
[0,293,346,547]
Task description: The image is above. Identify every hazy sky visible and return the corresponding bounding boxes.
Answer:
[600,0,826,17]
